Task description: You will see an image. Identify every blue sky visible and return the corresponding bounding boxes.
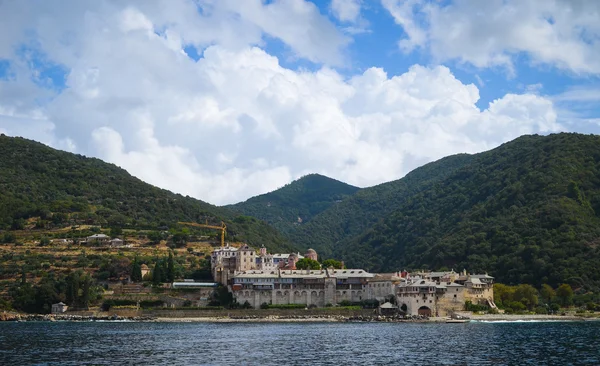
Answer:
[0,0,599,204]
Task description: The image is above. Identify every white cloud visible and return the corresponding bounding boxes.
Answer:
[552,87,600,103]
[382,0,600,75]
[331,0,361,22]
[0,0,564,205]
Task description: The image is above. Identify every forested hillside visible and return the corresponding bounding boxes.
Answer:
[229,174,360,236]
[287,154,475,258]
[0,135,292,252]
[340,133,600,290]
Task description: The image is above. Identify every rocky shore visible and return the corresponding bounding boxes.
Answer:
[3,311,596,323]
[0,312,155,322]
[155,314,438,323]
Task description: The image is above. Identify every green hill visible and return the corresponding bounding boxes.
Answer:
[229,174,360,236]
[339,133,600,290]
[0,135,293,252]
[287,153,475,258]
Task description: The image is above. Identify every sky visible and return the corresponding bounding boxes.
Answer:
[0,0,599,205]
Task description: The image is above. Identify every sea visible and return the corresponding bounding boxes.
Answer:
[1,320,599,365]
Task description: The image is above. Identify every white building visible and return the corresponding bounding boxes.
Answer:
[86,234,110,245]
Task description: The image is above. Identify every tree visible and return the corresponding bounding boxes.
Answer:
[295,258,321,270]
[39,237,51,246]
[147,231,163,244]
[540,284,555,304]
[65,272,81,307]
[514,284,539,310]
[215,285,234,308]
[321,259,344,269]
[152,261,163,285]
[2,232,16,244]
[80,275,91,310]
[110,227,123,237]
[167,251,175,283]
[170,232,187,248]
[493,283,515,308]
[131,260,142,282]
[556,284,574,307]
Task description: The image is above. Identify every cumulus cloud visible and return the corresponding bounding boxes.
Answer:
[0,0,563,205]
[331,0,362,22]
[382,0,600,75]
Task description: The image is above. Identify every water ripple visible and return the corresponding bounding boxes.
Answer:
[0,321,599,365]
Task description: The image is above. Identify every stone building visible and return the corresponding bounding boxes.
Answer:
[231,268,374,308]
[51,302,68,314]
[365,272,402,302]
[211,244,240,285]
[235,244,256,272]
[211,244,306,285]
[396,270,495,317]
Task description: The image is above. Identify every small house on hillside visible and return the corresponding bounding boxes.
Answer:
[86,234,110,245]
[110,238,124,247]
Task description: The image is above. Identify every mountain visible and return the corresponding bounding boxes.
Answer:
[286,153,475,258]
[338,133,600,290]
[229,174,360,236]
[0,135,293,252]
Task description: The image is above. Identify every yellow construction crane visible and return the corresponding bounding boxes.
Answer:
[178,220,227,247]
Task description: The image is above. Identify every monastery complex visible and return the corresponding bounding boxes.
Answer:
[211,243,496,317]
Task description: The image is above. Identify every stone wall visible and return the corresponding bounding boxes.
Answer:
[234,285,370,309]
[143,308,374,318]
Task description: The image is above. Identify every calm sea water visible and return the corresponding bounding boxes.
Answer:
[1,321,599,365]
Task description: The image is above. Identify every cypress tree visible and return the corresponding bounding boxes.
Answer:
[131,260,142,282]
[167,251,175,283]
[81,275,90,310]
[152,261,163,285]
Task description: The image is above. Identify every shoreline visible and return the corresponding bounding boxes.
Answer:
[2,312,597,323]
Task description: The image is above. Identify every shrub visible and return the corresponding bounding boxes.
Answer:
[139,300,164,308]
[506,301,526,312]
[162,306,224,310]
[319,306,361,311]
[465,301,489,312]
[534,306,548,314]
[260,302,269,309]
[266,304,306,309]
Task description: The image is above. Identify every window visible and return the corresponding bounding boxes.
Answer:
[454,294,457,298]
